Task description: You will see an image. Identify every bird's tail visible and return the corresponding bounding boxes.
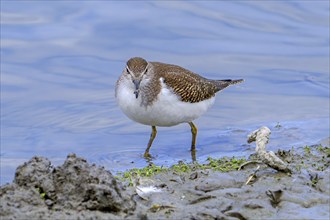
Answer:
[213,79,244,91]
[228,79,244,85]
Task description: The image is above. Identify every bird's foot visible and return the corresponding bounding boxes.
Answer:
[143,151,152,159]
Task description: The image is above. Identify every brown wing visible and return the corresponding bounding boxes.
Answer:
[152,62,220,103]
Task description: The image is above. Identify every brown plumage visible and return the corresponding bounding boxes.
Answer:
[151,61,243,103]
[120,57,244,106]
[127,57,148,73]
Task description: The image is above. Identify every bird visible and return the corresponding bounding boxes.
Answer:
[115,57,243,159]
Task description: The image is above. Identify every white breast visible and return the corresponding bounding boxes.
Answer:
[116,78,215,127]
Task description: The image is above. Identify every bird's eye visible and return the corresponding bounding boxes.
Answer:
[126,67,131,75]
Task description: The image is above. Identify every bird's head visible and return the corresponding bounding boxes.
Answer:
[125,57,150,98]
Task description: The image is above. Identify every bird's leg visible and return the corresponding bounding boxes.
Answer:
[188,122,198,152]
[144,126,157,158]
[191,149,197,162]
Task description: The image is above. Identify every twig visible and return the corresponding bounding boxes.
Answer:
[247,126,291,173]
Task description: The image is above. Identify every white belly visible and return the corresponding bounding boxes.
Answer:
[116,82,215,127]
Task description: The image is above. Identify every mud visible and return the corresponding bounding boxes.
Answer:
[1,154,135,219]
[1,145,329,220]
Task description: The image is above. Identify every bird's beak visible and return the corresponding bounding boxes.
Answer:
[133,79,141,98]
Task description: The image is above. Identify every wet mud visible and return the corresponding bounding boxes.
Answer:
[1,145,329,220]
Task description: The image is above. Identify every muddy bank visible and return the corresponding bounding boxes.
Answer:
[1,145,329,220]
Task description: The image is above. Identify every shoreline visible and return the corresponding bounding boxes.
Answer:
[1,143,329,220]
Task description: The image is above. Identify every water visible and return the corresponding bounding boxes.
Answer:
[1,1,329,185]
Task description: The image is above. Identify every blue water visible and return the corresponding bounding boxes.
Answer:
[1,1,329,185]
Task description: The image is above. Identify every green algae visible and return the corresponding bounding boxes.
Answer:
[118,156,247,185]
[117,144,329,186]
